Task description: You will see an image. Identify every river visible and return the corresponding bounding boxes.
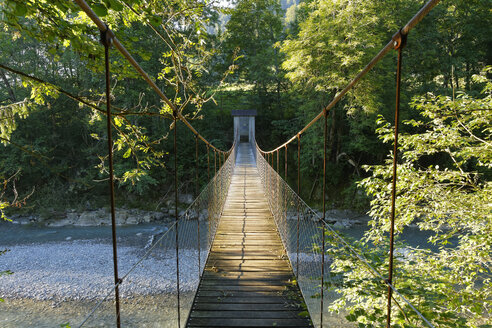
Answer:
[0,218,445,327]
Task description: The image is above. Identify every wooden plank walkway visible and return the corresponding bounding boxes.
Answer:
[186,143,312,328]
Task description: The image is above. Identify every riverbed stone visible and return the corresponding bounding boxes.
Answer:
[125,215,137,224]
[178,193,194,205]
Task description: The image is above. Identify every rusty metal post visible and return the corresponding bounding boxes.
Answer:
[206,144,212,242]
[268,153,272,196]
[207,145,210,182]
[173,112,181,328]
[195,135,199,197]
[214,150,217,220]
[285,145,288,181]
[276,150,279,215]
[102,28,121,328]
[387,30,406,328]
[276,150,279,174]
[296,134,301,278]
[321,110,328,327]
[267,153,270,204]
[284,145,288,236]
[195,135,201,279]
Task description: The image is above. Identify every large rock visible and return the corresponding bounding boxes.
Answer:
[77,211,100,226]
[178,194,194,205]
[200,209,208,218]
[126,215,139,225]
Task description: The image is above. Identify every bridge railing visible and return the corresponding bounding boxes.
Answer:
[256,145,327,327]
[77,142,236,328]
[256,144,435,328]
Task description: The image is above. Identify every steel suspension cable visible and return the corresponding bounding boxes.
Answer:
[101,28,122,328]
[74,0,231,156]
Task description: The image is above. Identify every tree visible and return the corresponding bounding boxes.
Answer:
[279,0,491,206]
[222,0,284,112]
[329,68,492,327]
[0,0,231,208]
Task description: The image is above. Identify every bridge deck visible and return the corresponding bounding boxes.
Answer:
[186,143,312,327]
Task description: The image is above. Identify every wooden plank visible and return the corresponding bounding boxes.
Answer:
[207,255,286,261]
[202,272,292,280]
[192,303,304,311]
[208,251,284,256]
[210,247,284,252]
[203,267,292,273]
[205,259,290,267]
[199,281,291,288]
[193,296,290,304]
[197,291,286,298]
[187,318,311,327]
[188,310,306,319]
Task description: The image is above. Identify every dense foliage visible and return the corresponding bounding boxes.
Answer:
[0,0,235,212]
[328,70,491,327]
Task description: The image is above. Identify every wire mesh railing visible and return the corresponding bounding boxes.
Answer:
[76,143,235,327]
[257,146,327,327]
[256,145,435,328]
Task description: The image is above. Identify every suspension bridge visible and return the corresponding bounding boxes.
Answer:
[187,143,312,327]
[0,0,446,327]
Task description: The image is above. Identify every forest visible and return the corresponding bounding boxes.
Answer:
[0,0,491,327]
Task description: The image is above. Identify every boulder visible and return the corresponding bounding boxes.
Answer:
[77,211,100,226]
[142,214,152,223]
[178,194,194,205]
[126,216,139,225]
[333,221,345,229]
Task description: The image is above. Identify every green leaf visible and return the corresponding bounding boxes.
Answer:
[92,4,108,17]
[107,0,124,11]
[123,148,132,158]
[140,52,151,61]
[14,2,28,16]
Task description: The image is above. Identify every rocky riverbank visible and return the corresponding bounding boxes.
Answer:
[9,203,369,229]
[8,194,200,227]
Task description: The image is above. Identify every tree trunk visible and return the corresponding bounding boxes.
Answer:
[0,69,17,102]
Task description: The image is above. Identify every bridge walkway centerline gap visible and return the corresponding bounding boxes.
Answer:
[186,142,313,327]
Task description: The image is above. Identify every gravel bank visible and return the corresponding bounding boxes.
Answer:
[0,241,200,301]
